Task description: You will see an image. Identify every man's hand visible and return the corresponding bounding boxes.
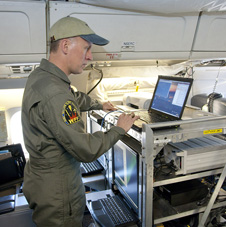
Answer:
[103,101,117,111]
[102,102,140,132]
[116,112,140,132]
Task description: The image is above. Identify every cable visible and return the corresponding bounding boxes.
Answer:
[207,64,224,112]
[206,207,226,227]
[185,66,195,78]
[154,150,177,177]
[87,64,103,95]
[207,92,222,113]
[100,110,123,131]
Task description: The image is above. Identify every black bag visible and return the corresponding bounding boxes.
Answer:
[0,144,26,185]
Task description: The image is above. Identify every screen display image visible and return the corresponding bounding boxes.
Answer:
[113,140,139,211]
[151,78,191,118]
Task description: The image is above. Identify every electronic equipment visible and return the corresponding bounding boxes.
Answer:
[123,92,152,109]
[132,75,193,130]
[90,136,141,226]
[80,160,104,176]
[113,139,140,212]
[88,109,143,142]
[90,194,137,227]
[0,195,15,215]
[215,134,226,141]
[164,135,226,175]
[158,179,208,206]
[0,144,26,185]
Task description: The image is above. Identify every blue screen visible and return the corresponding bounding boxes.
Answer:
[151,78,190,118]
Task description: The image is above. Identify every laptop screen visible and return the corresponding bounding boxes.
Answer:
[149,76,193,119]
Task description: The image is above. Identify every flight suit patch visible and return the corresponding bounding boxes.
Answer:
[62,101,80,125]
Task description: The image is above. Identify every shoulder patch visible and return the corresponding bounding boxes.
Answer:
[62,101,80,125]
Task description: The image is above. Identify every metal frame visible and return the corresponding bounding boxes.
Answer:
[141,110,226,227]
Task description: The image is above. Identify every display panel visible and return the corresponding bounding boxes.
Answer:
[113,139,139,212]
[150,77,192,118]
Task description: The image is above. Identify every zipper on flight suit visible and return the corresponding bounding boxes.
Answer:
[69,202,72,216]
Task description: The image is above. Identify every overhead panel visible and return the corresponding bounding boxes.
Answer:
[49,2,199,61]
[191,11,226,59]
[79,0,226,14]
[0,1,46,64]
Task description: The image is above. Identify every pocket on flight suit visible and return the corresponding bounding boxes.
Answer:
[63,174,86,227]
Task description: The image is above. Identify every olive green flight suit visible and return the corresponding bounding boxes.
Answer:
[22,59,125,227]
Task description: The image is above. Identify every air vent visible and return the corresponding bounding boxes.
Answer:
[10,65,38,74]
[11,65,21,74]
[0,63,39,78]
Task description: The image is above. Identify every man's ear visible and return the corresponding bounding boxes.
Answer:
[60,39,70,55]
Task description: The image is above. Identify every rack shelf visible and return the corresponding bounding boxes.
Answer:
[142,108,226,227]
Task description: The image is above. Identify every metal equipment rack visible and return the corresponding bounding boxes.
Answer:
[141,107,226,227]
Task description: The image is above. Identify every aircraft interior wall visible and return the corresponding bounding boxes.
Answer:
[69,64,226,106]
[192,67,226,97]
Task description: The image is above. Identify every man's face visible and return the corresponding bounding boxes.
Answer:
[67,37,93,74]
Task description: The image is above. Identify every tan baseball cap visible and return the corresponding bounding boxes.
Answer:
[50,16,109,46]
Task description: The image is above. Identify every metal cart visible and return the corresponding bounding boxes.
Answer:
[141,107,226,226]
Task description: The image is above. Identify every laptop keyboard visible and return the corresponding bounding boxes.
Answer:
[81,160,104,176]
[138,112,168,123]
[91,195,137,227]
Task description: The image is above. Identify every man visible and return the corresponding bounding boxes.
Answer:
[22,16,139,227]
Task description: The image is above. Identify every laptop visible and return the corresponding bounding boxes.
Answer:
[127,75,193,131]
[89,136,140,227]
